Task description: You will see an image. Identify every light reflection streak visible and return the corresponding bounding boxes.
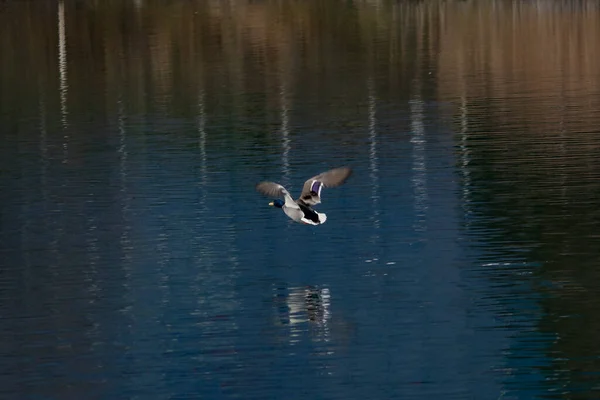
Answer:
[198,90,208,191]
[117,93,133,298]
[280,82,291,185]
[459,94,472,221]
[367,77,380,231]
[278,48,292,186]
[58,0,69,162]
[409,91,428,232]
[193,87,210,325]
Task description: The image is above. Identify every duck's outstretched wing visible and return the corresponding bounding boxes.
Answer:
[256,181,299,208]
[299,166,352,206]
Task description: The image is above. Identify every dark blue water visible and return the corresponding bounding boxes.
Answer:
[3,1,600,399]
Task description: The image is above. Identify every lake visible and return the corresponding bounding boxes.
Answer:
[2,1,600,399]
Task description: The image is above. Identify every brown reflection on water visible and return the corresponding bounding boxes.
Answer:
[0,1,441,132]
[437,1,600,395]
[438,1,600,132]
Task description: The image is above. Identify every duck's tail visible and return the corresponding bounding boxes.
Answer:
[317,212,327,224]
[300,211,327,226]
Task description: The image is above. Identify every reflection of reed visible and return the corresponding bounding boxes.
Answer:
[50,1,69,280]
[117,93,133,283]
[198,90,207,191]
[117,96,129,197]
[458,94,471,221]
[410,92,427,232]
[274,15,294,186]
[279,78,291,185]
[57,0,69,162]
[367,77,380,232]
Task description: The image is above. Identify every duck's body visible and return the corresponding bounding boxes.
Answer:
[271,198,327,225]
[256,167,351,225]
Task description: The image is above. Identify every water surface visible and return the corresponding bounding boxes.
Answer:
[2,1,600,399]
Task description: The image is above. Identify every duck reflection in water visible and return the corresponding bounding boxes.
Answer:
[273,284,331,343]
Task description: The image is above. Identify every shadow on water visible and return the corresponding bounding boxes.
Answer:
[2,0,600,399]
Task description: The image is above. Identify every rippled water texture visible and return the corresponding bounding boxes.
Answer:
[2,1,600,398]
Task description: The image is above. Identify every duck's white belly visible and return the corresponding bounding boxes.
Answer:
[283,206,304,222]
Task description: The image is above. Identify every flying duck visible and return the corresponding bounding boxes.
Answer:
[256,167,352,225]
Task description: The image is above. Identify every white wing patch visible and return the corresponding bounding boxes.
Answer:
[317,212,327,224]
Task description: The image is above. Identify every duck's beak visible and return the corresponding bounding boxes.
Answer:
[268,202,274,206]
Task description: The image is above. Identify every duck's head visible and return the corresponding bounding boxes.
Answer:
[268,199,284,208]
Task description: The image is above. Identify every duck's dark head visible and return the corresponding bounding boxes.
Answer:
[268,199,284,208]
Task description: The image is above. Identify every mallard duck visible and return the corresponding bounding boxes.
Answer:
[256,167,352,225]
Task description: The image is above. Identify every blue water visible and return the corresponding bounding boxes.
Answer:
[0,102,540,399]
[3,1,600,399]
